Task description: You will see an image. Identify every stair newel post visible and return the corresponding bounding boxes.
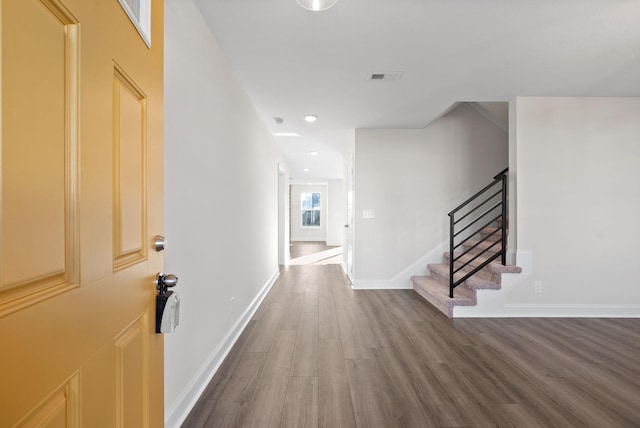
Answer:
[449,212,455,298]
[500,171,508,266]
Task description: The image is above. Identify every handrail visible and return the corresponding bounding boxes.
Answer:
[448,168,508,298]
[453,190,502,225]
[448,175,504,216]
[493,167,509,180]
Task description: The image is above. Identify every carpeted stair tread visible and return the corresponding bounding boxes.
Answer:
[462,238,502,256]
[427,264,501,290]
[444,252,522,274]
[479,227,507,240]
[411,275,475,318]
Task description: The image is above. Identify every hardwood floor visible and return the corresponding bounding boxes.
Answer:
[182,264,640,427]
[289,242,340,259]
[289,242,342,266]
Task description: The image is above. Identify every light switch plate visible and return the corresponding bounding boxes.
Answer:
[363,210,375,219]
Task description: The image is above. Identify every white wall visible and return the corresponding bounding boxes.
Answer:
[290,184,327,242]
[326,179,344,246]
[164,1,287,425]
[509,97,640,307]
[354,103,508,284]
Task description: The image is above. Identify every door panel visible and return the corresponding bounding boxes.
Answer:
[113,64,148,271]
[0,0,80,317]
[15,372,80,427]
[115,313,150,428]
[1,0,164,426]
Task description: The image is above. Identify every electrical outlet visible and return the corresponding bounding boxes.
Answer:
[230,297,235,314]
[534,281,543,294]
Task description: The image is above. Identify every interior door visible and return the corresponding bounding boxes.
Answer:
[345,154,354,283]
[0,0,164,426]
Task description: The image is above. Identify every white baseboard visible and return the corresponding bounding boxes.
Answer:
[164,269,280,428]
[454,250,640,318]
[352,240,447,290]
[457,302,640,317]
[326,240,342,246]
[502,304,640,317]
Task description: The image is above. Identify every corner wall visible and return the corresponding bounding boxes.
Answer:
[354,103,508,286]
[508,97,640,312]
[164,1,287,425]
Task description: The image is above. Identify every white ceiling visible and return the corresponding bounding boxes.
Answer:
[193,0,640,182]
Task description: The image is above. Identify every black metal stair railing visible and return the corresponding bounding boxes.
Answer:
[448,168,508,298]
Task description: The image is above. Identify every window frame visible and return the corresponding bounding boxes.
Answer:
[117,0,152,48]
[300,192,322,228]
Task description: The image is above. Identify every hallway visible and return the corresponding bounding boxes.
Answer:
[288,241,343,266]
[182,264,640,427]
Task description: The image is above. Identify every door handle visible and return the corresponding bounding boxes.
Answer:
[155,273,178,294]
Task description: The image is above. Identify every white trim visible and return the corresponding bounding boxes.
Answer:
[326,240,342,247]
[503,304,640,317]
[454,250,640,318]
[117,0,152,48]
[352,240,448,290]
[457,302,640,318]
[164,269,280,428]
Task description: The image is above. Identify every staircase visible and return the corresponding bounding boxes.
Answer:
[411,170,522,317]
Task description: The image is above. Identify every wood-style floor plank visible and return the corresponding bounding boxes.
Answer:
[182,252,640,428]
[318,339,356,428]
[318,295,340,339]
[240,329,297,427]
[291,311,319,377]
[281,377,318,428]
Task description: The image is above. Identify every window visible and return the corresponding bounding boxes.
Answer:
[301,192,321,227]
[117,0,152,47]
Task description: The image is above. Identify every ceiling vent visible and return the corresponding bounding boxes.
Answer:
[368,71,403,81]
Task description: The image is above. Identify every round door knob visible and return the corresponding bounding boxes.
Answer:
[156,273,178,291]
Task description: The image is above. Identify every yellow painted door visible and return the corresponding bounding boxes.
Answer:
[0,0,164,426]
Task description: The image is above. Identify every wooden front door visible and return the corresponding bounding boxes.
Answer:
[1,0,165,426]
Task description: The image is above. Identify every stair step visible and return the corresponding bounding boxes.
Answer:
[479,227,507,240]
[411,275,475,318]
[444,253,502,283]
[445,252,522,276]
[462,238,502,257]
[427,263,502,290]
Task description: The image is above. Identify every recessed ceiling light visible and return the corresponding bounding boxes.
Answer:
[296,0,337,12]
[303,168,310,172]
[304,114,318,123]
[273,132,300,137]
[309,151,319,156]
